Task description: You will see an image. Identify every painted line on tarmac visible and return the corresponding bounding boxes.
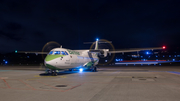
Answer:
[62,83,84,92]
[0,70,12,72]
[0,77,8,79]
[26,75,66,81]
[3,79,11,88]
[37,81,63,91]
[18,79,36,90]
[0,86,63,92]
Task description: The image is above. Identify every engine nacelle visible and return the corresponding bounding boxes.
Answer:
[99,49,109,57]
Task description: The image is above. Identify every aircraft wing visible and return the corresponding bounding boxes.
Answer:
[89,46,165,54]
[18,51,48,54]
[108,47,165,53]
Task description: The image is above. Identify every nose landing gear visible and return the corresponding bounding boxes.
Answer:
[52,70,57,76]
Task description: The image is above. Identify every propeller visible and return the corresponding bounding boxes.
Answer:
[90,39,115,65]
[41,41,61,60]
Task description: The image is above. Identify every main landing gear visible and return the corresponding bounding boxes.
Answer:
[91,66,97,72]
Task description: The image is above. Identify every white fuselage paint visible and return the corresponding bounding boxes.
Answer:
[45,48,99,69]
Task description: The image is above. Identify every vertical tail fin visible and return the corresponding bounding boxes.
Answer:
[95,39,98,50]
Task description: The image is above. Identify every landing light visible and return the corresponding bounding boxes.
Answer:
[79,68,83,72]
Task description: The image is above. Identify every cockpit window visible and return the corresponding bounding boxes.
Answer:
[49,51,53,55]
[65,51,68,55]
[54,51,60,55]
[61,51,66,55]
[49,51,68,55]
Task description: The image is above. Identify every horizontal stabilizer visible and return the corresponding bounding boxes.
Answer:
[84,41,112,44]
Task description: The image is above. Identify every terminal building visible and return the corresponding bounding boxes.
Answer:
[113,49,180,65]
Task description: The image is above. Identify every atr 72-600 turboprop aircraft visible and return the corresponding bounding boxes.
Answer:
[20,39,165,76]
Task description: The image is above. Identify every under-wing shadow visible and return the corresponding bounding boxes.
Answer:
[39,71,76,76]
[39,70,95,76]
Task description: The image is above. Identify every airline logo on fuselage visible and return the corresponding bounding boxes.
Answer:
[67,49,80,55]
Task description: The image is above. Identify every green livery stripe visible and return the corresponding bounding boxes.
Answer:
[86,60,98,67]
[46,64,63,70]
[45,55,65,61]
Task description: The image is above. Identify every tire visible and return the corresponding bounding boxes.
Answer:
[94,67,97,72]
[54,72,57,76]
[91,67,97,72]
[51,72,54,76]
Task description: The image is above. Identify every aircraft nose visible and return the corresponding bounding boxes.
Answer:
[45,60,54,66]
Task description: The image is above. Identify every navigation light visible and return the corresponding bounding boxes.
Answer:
[163,46,166,49]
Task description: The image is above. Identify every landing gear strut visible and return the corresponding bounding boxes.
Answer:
[69,69,73,71]
[51,70,57,76]
[91,66,97,72]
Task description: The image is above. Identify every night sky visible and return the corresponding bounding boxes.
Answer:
[0,0,180,53]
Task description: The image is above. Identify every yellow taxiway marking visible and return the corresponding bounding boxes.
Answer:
[34,75,66,78]
[116,76,132,78]
[26,75,67,81]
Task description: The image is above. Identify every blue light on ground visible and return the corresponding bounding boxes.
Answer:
[79,68,83,72]
[168,71,180,75]
[5,61,8,64]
